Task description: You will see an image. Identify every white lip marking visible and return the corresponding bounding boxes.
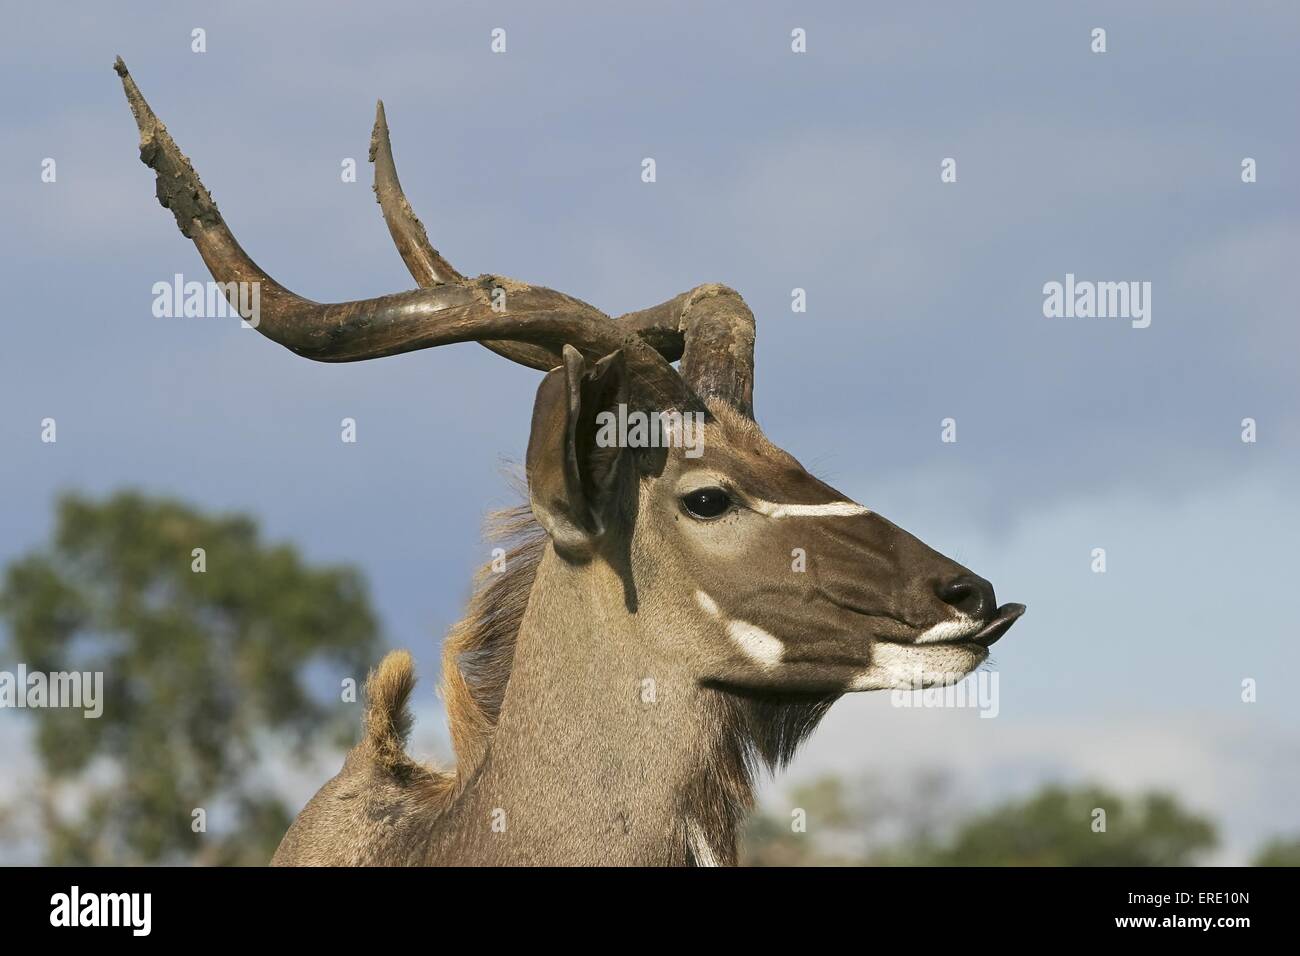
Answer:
[914,619,983,644]
[848,640,987,691]
[748,499,870,519]
[726,620,784,668]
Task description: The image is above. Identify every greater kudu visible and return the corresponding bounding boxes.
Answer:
[116,59,1025,866]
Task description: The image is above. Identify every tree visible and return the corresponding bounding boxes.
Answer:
[743,774,859,866]
[743,775,1219,867]
[743,769,959,866]
[0,491,381,864]
[913,785,1217,866]
[1252,835,1300,867]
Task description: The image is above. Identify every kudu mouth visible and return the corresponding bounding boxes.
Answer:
[969,602,1027,647]
[879,602,1026,649]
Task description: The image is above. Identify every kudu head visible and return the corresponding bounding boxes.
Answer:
[117,58,1023,705]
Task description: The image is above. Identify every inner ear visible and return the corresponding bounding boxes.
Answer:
[526,345,629,560]
[575,349,627,507]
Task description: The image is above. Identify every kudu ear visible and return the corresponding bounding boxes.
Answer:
[526,344,629,560]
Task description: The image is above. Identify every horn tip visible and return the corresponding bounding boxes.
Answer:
[113,55,157,135]
[113,59,222,239]
[368,101,390,164]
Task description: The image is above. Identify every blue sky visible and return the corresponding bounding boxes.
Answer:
[1,1,1297,862]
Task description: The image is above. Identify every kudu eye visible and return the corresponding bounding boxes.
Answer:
[681,488,732,520]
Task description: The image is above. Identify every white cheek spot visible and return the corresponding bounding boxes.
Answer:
[695,590,720,617]
[697,590,783,669]
[726,620,784,668]
[748,498,871,519]
[914,619,982,644]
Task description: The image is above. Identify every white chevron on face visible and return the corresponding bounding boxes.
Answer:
[747,498,870,519]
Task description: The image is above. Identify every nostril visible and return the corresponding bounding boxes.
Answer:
[938,574,997,620]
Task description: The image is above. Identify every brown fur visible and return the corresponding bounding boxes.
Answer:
[271,652,446,865]
[362,649,418,771]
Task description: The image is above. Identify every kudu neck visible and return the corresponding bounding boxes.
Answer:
[431,546,751,865]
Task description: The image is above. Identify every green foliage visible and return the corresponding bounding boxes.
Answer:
[1251,835,1300,867]
[743,775,860,866]
[0,491,380,864]
[912,785,1217,866]
[744,773,1222,867]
